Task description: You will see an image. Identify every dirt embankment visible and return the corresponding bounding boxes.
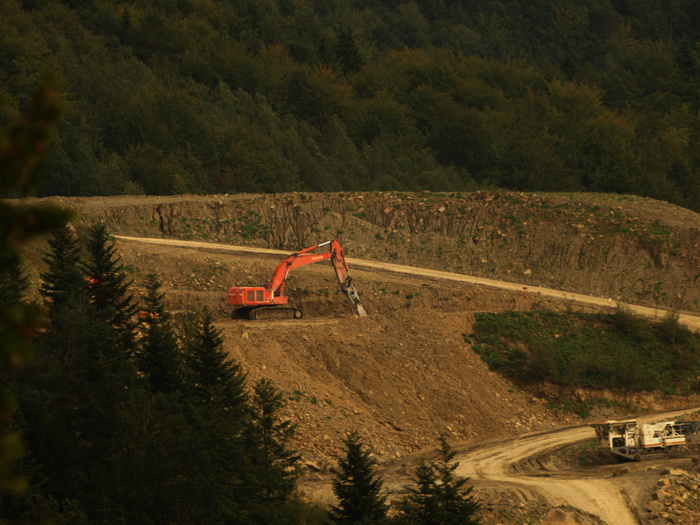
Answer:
[105,239,567,456]
[19,191,700,523]
[47,190,700,312]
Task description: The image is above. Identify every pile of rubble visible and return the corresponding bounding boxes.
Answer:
[644,458,700,524]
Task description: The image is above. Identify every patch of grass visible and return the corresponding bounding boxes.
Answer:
[470,307,700,394]
[233,210,272,240]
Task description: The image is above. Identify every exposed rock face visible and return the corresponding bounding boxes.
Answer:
[47,191,700,312]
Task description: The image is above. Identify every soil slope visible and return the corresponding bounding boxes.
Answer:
[43,190,700,312]
[19,191,700,523]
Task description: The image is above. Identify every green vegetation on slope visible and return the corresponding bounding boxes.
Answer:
[2,1,700,210]
[469,307,700,394]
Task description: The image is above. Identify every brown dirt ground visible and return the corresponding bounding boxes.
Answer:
[18,191,700,524]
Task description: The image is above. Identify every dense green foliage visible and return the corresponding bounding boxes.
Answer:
[4,225,303,524]
[470,308,700,394]
[329,431,389,524]
[397,435,480,525]
[2,1,700,209]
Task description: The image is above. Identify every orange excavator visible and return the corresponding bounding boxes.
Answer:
[226,240,367,320]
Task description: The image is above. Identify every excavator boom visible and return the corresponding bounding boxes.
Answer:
[226,240,367,319]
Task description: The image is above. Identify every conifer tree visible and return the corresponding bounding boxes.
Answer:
[39,225,86,315]
[432,436,480,523]
[0,262,29,305]
[335,27,364,75]
[83,222,137,352]
[330,431,389,525]
[244,378,300,522]
[400,459,441,524]
[250,378,299,469]
[138,273,183,395]
[399,434,480,525]
[182,306,247,410]
[26,223,139,520]
[180,307,253,522]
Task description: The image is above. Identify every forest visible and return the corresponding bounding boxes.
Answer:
[0,84,481,523]
[2,0,700,211]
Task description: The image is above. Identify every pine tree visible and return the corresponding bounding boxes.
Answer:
[179,307,254,523]
[432,435,480,524]
[182,306,247,410]
[138,273,184,394]
[335,27,364,75]
[244,378,300,522]
[399,434,480,525]
[39,225,86,314]
[329,431,389,525]
[26,227,140,520]
[83,222,137,353]
[250,378,299,469]
[400,459,441,524]
[38,226,93,366]
[0,262,29,305]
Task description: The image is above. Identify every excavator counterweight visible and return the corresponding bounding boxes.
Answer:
[226,240,367,320]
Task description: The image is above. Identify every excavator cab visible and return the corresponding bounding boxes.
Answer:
[227,287,281,307]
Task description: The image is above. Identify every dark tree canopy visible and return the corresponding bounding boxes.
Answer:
[2,1,700,211]
[330,431,389,524]
[399,434,480,525]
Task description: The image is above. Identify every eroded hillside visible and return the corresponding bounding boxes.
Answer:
[48,190,700,312]
[19,191,698,453]
[94,238,566,457]
[18,192,700,522]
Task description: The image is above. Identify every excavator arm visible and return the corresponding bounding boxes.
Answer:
[266,241,338,297]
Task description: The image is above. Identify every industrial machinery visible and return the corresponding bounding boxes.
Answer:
[226,240,367,320]
[590,419,700,461]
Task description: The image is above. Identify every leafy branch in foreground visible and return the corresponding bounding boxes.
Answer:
[0,77,71,501]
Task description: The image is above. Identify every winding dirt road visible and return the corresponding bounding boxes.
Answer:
[116,235,700,523]
[453,409,700,524]
[454,425,628,522]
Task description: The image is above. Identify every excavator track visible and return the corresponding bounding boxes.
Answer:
[232,306,303,320]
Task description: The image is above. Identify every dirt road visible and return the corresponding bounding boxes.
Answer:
[116,235,700,331]
[455,425,632,524]
[453,409,700,525]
